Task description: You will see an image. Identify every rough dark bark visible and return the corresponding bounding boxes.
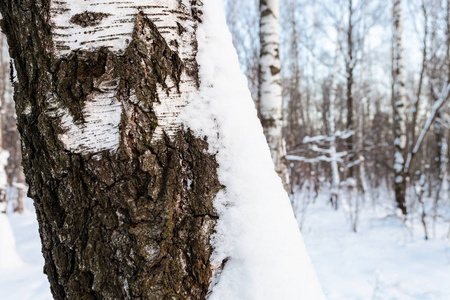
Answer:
[0,1,221,299]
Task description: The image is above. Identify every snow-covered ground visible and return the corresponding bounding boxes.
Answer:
[0,198,51,300]
[1,185,450,299]
[298,185,450,300]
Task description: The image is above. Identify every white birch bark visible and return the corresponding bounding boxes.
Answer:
[259,0,289,190]
[392,0,408,214]
[50,0,199,154]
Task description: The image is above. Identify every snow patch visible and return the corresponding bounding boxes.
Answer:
[0,214,22,270]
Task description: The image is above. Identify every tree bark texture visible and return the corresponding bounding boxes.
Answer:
[259,0,290,191]
[0,1,221,299]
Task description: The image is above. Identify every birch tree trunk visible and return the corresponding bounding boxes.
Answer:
[0,1,222,299]
[259,0,290,191]
[392,0,408,215]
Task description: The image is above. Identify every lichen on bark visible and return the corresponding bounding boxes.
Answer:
[0,0,221,299]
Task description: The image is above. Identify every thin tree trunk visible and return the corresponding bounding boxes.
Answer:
[259,0,290,191]
[392,0,408,215]
[356,0,369,202]
[346,0,355,178]
[1,1,221,299]
[328,0,346,209]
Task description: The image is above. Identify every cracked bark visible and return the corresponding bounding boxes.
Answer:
[0,1,221,299]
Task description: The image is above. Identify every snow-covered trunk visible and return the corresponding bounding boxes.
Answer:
[259,0,290,191]
[328,0,346,208]
[1,1,221,298]
[392,0,408,215]
[0,34,8,214]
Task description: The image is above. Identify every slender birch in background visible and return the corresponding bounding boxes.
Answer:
[286,0,346,209]
[392,0,408,215]
[345,0,356,179]
[259,0,290,190]
[428,0,447,236]
[356,0,369,203]
[328,0,346,208]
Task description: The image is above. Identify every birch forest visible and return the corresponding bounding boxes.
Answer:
[0,0,449,299]
[227,0,450,232]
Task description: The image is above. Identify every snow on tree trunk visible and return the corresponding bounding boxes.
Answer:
[259,0,290,191]
[392,0,408,215]
[1,0,324,299]
[183,1,324,298]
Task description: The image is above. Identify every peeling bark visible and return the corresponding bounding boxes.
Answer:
[0,1,221,299]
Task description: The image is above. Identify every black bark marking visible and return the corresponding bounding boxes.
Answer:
[70,12,111,28]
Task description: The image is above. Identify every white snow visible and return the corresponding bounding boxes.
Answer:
[295,186,450,300]
[0,203,51,300]
[2,187,450,300]
[179,0,325,298]
[0,213,22,270]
